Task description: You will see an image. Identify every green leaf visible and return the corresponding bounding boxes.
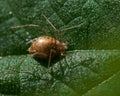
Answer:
[83,71,120,96]
[0,0,120,96]
[0,50,120,96]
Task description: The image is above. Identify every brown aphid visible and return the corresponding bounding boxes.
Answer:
[28,36,68,62]
[11,14,86,67]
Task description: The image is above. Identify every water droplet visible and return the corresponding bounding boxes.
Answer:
[26,39,34,44]
[25,38,29,42]
[9,11,12,15]
[26,32,29,35]
[28,36,31,39]
[58,0,62,3]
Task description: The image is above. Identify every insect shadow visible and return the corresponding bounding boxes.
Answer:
[12,14,86,68]
[33,55,64,68]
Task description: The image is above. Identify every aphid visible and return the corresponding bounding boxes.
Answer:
[12,14,86,67]
[28,14,69,67]
[28,36,68,67]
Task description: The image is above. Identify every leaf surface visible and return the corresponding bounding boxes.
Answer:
[0,0,120,96]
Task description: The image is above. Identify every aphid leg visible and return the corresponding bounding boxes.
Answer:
[48,49,52,68]
[59,21,87,42]
[32,52,47,58]
[11,24,40,28]
[59,30,65,43]
[11,23,50,35]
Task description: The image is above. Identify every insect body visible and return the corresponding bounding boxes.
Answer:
[28,36,68,60]
[11,14,86,67]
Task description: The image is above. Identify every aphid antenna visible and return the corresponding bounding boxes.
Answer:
[42,14,57,31]
[41,14,87,43]
[41,14,59,40]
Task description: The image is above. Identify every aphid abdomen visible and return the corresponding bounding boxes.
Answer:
[28,36,66,60]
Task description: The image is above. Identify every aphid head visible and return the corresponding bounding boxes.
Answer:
[59,42,68,56]
[61,43,68,50]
